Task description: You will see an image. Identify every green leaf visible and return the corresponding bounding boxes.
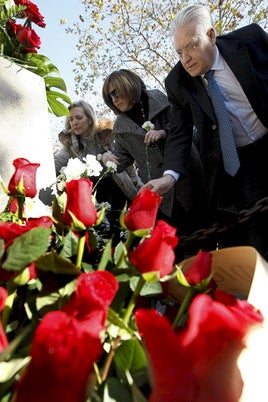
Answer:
[107,307,134,335]
[59,231,78,259]
[44,76,67,92]
[130,276,162,296]
[2,227,51,271]
[35,250,80,275]
[97,238,113,270]
[175,265,190,287]
[0,237,5,260]
[114,339,147,372]
[103,377,132,402]
[46,90,72,117]
[133,228,151,237]
[142,271,160,282]
[0,357,31,382]
[114,240,129,269]
[36,279,76,315]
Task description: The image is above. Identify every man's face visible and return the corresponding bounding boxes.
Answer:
[174,20,216,77]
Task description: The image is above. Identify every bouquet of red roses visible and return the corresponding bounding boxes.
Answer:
[0,157,264,402]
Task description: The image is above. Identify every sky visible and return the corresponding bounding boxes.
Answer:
[34,0,83,98]
[32,0,86,137]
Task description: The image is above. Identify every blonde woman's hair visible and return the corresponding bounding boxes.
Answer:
[65,100,97,134]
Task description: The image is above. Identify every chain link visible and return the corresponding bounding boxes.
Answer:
[179,196,268,247]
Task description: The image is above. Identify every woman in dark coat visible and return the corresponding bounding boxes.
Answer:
[102,69,205,235]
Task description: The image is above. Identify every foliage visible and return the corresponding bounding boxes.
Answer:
[0,157,264,401]
[66,0,267,104]
[0,0,71,116]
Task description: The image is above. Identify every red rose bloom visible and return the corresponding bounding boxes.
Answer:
[63,178,98,229]
[184,249,212,285]
[63,271,119,336]
[8,158,40,198]
[13,271,118,402]
[135,293,263,402]
[16,25,41,49]
[14,0,46,28]
[129,220,179,278]
[75,271,119,308]
[13,312,102,402]
[123,188,162,231]
[0,217,52,248]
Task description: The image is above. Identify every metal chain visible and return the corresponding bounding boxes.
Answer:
[178,196,268,247]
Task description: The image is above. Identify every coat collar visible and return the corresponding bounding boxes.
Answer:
[114,89,169,133]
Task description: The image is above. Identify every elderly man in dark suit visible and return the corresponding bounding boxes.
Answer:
[144,4,268,258]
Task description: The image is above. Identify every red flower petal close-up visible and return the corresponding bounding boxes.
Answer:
[129,220,179,277]
[135,293,263,402]
[123,188,162,231]
[8,158,40,198]
[63,178,97,229]
[184,249,212,285]
[13,311,102,402]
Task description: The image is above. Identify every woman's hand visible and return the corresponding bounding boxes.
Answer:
[101,151,119,166]
[144,129,166,145]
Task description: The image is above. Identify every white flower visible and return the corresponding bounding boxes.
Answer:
[61,158,86,182]
[142,121,155,131]
[105,160,117,173]
[83,154,103,177]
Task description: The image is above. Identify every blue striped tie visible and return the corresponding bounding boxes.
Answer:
[205,70,240,177]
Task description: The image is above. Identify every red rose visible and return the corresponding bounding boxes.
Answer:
[8,158,40,198]
[63,271,119,336]
[123,188,162,231]
[135,294,263,402]
[75,271,119,308]
[0,287,8,352]
[129,220,179,278]
[16,25,41,49]
[14,0,46,28]
[13,312,102,402]
[0,217,52,248]
[184,249,212,285]
[63,178,98,230]
[13,270,119,402]
[7,20,18,34]
[22,47,37,54]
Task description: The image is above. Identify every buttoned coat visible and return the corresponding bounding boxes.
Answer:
[164,23,268,207]
[112,89,204,217]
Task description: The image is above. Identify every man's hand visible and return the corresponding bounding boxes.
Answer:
[141,174,176,195]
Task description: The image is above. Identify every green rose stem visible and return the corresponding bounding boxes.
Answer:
[75,232,86,269]
[172,287,196,329]
[101,276,145,382]
[123,276,145,325]
[92,171,107,194]
[16,195,25,223]
[145,144,151,181]
[2,290,16,329]
[124,230,135,251]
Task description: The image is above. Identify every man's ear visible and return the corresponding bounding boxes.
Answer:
[207,27,216,44]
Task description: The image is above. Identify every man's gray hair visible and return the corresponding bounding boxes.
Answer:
[170,5,214,36]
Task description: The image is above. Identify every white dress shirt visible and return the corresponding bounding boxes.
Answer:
[164,47,267,181]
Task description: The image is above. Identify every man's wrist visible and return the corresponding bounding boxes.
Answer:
[163,170,179,182]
